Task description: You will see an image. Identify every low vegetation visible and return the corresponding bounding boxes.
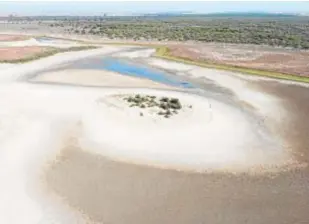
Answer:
[123,94,191,118]
[155,46,309,83]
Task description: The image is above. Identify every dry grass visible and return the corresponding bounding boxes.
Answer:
[155,46,309,83]
[0,46,52,60]
[167,43,309,77]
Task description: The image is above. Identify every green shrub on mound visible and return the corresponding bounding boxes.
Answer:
[123,94,191,118]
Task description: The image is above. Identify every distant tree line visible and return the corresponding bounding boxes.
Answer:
[49,16,309,49]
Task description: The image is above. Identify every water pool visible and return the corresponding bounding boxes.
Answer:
[35,37,55,43]
[73,58,194,88]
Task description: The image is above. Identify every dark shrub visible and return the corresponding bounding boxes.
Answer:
[170,103,181,110]
[170,98,179,104]
[134,98,141,103]
[160,97,169,102]
[160,103,168,110]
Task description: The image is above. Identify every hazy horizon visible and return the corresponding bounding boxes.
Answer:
[0,1,309,16]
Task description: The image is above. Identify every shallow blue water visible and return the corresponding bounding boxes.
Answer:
[35,37,56,43]
[75,58,194,88]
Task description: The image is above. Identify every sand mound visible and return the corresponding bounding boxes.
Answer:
[78,89,289,172]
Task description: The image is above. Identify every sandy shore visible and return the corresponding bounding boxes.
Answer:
[0,37,38,47]
[32,69,175,89]
[81,89,289,172]
[0,44,308,223]
[0,63,15,69]
[0,45,131,81]
[0,36,80,48]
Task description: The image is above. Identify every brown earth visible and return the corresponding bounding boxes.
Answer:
[0,46,52,61]
[0,34,29,41]
[168,43,309,76]
[45,144,309,224]
[253,80,309,165]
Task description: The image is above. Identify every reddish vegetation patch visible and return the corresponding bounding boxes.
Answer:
[0,47,51,61]
[0,34,29,41]
[168,44,309,76]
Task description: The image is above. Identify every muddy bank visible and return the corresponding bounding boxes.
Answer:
[45,144,309,224]
[254,80,309,164]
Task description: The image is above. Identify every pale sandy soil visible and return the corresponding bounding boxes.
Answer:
[147,58,288,123]
[82,90,290,172]
[0,34,81,49]
[0,44,308,223]
[31,38,82,49]
[32,69,175,89]
[148,58,197,71]
[0,63,15,69]
[114,48,155,58]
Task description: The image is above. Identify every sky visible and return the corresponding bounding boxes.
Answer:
[0,1,308,16]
